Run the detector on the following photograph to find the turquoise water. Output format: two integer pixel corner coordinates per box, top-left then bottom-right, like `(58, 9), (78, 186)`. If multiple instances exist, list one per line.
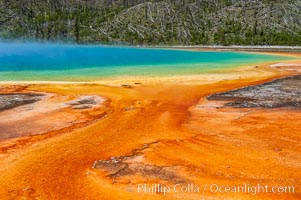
(0, 42), (294, 81)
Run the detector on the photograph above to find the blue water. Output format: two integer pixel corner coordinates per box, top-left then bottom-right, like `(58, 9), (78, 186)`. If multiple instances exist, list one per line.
(0, 42), (293, 81)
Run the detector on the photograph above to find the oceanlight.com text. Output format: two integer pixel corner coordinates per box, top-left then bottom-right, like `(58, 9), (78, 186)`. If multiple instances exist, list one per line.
(130, 183), (296, 196)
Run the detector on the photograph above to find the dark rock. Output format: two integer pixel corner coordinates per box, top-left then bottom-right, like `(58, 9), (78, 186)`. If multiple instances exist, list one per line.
(72, 104), (93, 109)
(67, 96), (97, 106)
(121, 84), (132, 88)
(207, 75), (301, 108)
(0, 93), (44, 111)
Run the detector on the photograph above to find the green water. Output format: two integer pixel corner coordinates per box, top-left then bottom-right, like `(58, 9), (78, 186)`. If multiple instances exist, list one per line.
(0, 42), (294, 81)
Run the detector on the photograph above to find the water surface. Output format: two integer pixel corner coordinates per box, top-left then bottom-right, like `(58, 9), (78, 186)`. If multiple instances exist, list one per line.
(0, 42), (293, 81)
